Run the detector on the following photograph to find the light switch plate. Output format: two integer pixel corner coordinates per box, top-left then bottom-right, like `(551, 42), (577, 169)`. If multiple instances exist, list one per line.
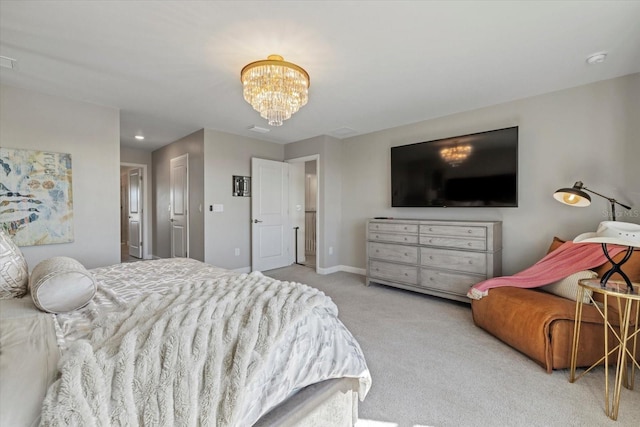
(213, 204), (224, 213)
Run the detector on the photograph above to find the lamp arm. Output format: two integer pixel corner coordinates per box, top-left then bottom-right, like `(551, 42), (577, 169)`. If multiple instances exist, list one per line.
(583, 186), (632, 210)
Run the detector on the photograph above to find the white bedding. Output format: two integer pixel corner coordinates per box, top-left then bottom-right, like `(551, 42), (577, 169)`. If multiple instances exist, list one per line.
(29, 258), (370, 426)
(0, 297), (59, 427)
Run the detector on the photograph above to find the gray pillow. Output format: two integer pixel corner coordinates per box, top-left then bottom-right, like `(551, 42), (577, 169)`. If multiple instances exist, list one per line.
(29, 257), (96, 313)
(0, 229), (29, 299)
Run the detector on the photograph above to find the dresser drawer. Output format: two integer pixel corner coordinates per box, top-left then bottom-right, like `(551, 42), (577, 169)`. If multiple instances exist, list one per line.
(369, 232), (419, 244)
(420, 224), (486, 238)
(369, 242), (418, 264)
(420, 247), (487, 274)
(369, 222), (418, 234)
(419, 268), (483, 296)
(369, 260), (418, 285)
(419, 235), (487, 251)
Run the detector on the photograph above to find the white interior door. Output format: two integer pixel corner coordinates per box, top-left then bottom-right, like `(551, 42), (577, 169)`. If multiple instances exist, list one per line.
(251, 158), (290, 271)
(170, 154), (189, 258)
(128, 167), (143, 258)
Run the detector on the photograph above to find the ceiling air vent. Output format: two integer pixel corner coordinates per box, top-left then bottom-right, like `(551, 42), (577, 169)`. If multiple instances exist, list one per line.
(248, 125), (270, 134)
(0, 56), (17, 69)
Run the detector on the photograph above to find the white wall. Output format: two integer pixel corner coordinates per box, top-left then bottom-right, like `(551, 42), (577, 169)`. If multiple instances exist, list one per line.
(204, 129), (284, 270)
(121, 146), (152, 166)
(340, 73), (640, 275)
(622, 74), (640, 211)
(0, 84), (120, 269)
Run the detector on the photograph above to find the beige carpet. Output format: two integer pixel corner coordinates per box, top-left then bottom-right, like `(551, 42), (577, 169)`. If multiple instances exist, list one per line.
(265, 265), (640, 427)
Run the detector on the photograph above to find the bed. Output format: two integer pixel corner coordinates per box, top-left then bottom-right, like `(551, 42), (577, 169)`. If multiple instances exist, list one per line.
(0, 258), (371, 426)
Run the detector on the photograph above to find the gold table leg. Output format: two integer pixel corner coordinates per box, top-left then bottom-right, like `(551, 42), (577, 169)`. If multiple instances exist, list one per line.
(570, 280), (640, 421)
(570, 287), (585, 383)
(610, 297), (633, 420)
(604, 294), (610, 418)
(610, 299), (640, 420)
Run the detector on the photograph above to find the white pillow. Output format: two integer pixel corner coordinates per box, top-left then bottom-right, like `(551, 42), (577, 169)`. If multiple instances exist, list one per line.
(0, 229), (29, 299)
(29, 257), (96, 313)
(541, 270), (598, 303)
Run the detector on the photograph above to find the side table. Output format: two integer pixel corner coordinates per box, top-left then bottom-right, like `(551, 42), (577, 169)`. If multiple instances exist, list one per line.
(570, 279), (640, 421)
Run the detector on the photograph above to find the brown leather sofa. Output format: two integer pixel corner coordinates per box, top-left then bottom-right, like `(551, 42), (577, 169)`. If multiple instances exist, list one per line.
(471, 237), (640, 373)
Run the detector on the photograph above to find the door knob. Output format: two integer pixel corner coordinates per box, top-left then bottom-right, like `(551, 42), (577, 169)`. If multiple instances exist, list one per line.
(253, 219), (263, 223)
(169, 218), (174, 222)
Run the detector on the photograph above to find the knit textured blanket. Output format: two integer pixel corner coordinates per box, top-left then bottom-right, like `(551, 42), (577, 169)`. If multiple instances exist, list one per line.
(467, 241), (625, 300)
(40, 272), (336, 426)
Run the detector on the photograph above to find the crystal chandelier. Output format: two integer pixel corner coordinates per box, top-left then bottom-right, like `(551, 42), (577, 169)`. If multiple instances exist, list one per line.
(241, 55), (310, 126)
(440, 144), (472, 166)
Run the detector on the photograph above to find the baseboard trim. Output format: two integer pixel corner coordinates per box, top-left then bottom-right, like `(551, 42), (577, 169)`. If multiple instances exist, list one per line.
(143, 260), (361, 276)
(317, 266), (341, 275)
(340, 265), (366, 276)
(316, 265), (365, 276)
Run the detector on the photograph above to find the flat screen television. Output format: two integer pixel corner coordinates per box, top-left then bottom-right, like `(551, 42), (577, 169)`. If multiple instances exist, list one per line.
(391, 126), (518, 207)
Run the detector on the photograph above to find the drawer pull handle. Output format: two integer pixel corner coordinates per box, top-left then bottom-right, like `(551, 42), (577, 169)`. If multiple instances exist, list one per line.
(404, 237), (407, 241)
(429, 256), (434, 260)
(429, 227), (433, 231)
(376, 249), (379, 253)
(403, 226), (407, 230)
(429, 277), (434, 281)
(468, 243), (472, 246)
(429, 239), (433, 243)
(468, 230), (472, 234)
(404, 253), (408, 256)
(375, 235), (379, 239)
(469, 260), (473, 264)
(404, 273), (408, 276)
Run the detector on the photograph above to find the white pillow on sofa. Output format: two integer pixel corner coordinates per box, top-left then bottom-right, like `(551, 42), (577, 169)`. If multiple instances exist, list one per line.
(0, 229), (29, 299)
(541, 270), (598, 303)
(29, 257), (96, 313)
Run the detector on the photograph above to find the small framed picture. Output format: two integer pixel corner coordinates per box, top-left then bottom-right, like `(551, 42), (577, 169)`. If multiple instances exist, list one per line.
(232, 175), (250, 197)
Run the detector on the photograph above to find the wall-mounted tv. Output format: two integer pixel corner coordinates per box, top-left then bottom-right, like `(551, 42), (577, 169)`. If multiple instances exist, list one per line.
(391, 126), (518, 207)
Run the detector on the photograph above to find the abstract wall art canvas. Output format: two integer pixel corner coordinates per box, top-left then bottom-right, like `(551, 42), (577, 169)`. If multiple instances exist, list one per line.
(0, 147), (74, 246)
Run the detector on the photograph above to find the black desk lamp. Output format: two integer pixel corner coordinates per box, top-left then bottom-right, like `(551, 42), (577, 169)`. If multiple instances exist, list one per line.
(553, 181), (632, 221)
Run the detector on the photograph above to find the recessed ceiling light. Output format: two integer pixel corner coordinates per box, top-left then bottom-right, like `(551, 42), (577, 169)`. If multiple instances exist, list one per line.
(135, 135), (145, 140)
(586, 52), (607, 65)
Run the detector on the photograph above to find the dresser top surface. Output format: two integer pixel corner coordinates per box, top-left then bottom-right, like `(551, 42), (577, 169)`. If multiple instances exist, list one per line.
(368, 218), (501, 225)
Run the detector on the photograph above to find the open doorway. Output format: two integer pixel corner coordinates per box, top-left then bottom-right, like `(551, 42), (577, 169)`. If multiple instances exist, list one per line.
(287, 155), (319, 272)
(303, 161), (318, 268)
(120, 163), (149, 263)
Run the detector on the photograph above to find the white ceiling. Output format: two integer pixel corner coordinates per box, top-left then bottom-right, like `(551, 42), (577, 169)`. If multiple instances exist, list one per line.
(1, 1), (639, 151)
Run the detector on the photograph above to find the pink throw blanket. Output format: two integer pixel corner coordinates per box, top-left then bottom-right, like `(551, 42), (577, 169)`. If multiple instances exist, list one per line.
(467, 241), (626, 300)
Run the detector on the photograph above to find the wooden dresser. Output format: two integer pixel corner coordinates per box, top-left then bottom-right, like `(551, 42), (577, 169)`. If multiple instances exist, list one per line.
(366, 219), (502, 303)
